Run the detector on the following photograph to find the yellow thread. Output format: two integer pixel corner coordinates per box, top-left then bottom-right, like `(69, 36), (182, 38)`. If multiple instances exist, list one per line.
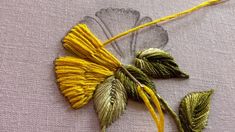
(63, 24), (121, 71)
(56, 0), (226, 129)
(137, 86), (162, 131)
(137, 85), (165, 132)
(143, 86), (165, 132)
(103, 0), (226, 46)
(55, 56), (114, 109)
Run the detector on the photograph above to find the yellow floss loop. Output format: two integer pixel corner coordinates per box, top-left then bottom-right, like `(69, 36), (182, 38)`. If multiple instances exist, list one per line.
(103, 0), (226, 46)
(143, 86), (165, 131)
(120, 66), (164, 131)
(137, 85), (164, 132)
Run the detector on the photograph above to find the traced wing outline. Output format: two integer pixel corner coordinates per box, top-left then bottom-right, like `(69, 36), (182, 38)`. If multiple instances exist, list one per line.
(78, 8), (169, 64)
(133, 16), (168, 53)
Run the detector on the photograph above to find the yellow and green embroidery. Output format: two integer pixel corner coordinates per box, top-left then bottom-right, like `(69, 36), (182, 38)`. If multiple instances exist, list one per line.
(54, 0), (225, 131)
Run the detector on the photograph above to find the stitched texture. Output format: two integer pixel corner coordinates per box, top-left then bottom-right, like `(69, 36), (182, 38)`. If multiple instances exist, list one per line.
(0, 0), (235, 132)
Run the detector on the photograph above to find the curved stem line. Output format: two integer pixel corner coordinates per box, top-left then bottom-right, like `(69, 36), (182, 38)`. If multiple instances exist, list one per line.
(156, 94), (184, 132)
(121, 66), (164, 132)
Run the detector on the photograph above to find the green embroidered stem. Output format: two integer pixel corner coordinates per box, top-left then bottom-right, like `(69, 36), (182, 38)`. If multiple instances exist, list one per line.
(120, 66), (184, 132)
(156, 94), (184, 132)
(120, 65), (144, 87)
(116, 65), (156, 101)
(120, 66), (165, 131)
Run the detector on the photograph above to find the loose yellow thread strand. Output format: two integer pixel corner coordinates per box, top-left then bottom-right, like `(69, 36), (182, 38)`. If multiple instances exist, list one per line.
(103, 0), (226, 46)
(137, 86), (162, 132)
(121, 66), (164, 132)
(143, 86), (165, 132)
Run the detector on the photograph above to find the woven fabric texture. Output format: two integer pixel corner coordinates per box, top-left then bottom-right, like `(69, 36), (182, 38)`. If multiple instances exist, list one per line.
(0, 0), (235, 132)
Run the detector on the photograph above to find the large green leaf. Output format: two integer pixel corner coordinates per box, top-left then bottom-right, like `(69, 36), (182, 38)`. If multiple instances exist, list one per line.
(134, 48), (189, 79)
(115, 65), (155, 101)
(94, 76), (127, 131)
(179, 90), (214, 132)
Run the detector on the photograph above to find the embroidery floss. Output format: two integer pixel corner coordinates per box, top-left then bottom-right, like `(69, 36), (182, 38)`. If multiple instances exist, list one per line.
(55, 56), (114, 108)
(135, 48), (189, 79)
(55, 0), (225, 131)
(102, 0), (227, 46)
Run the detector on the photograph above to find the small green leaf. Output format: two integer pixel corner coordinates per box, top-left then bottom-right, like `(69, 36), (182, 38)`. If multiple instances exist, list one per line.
(115, 65), (155, 101)
(135, 48), (189, 79)
(179, 90), (214, 132)
(94, 76), (127, 131)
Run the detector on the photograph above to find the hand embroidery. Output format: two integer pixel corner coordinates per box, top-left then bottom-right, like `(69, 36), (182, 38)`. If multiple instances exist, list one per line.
(54, 0), (226, 131)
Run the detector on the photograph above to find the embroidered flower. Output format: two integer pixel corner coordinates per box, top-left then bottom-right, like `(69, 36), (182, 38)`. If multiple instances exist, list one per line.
(54, 2), (221, 130)
(55, 8), (169, 131)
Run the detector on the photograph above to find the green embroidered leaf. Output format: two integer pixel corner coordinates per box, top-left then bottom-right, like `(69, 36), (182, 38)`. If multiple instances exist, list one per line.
(134, 48), (189, 79)
(94, 76), (127, 131)
(115, 65), (155, 101)
(179, 90), (214, 132)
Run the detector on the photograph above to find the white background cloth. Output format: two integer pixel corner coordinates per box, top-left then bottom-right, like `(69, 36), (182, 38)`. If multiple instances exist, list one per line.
(0, 0), (235, 131)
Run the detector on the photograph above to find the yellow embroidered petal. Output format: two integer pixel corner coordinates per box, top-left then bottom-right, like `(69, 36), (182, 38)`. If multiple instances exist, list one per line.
(55, 56), (114, 109)
(62, 24), (121, 71)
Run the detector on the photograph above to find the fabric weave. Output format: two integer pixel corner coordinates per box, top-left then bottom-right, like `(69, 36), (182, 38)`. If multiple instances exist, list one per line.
(0, 0), (234, 132)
